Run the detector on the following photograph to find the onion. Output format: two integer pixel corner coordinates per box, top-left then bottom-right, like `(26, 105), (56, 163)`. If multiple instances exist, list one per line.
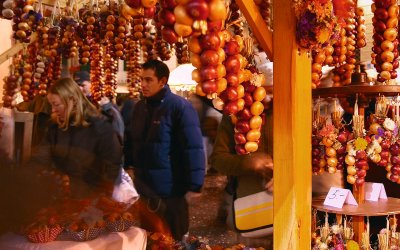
(208, 0), (227, 21)
(2, 9), (14, 19)
(174, 4), (194, 26)
(186, 0), (209, 20)
(3, 0), (14, 9)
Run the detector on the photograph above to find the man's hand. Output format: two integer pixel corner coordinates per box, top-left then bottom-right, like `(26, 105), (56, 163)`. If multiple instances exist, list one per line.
(185, 191), (202, 203)
(242, 152), (273, 179)
(125, 168), (134, 181)
(264, 178), (273, 193)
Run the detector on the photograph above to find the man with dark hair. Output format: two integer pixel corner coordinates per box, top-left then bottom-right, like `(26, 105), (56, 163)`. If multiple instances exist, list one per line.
(124, 59), (205, 240)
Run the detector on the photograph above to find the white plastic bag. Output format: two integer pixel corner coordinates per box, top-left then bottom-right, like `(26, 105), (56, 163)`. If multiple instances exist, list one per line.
(112, 168), (139, 205)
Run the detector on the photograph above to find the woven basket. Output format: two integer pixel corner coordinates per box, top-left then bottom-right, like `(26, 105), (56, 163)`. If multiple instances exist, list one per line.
(68, 227), (105, 241)
(105, 219), (136, 232)
(26, 225), (63, 243)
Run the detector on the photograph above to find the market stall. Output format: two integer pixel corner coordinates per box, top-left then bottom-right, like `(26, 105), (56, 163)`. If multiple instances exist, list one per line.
(6, 0), (400, 248)
(0, 0), (302, 248)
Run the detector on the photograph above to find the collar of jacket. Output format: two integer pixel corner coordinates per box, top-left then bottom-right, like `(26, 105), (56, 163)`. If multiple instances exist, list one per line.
(145, 84), (171, 105)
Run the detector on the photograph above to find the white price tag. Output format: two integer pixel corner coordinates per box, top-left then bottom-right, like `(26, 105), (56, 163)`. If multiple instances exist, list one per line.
(323, 187), (358, 208)
(365, 182), (387, 201)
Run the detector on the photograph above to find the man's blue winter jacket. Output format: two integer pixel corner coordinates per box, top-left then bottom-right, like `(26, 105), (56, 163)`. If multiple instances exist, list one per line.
(124, 85), (205, 198)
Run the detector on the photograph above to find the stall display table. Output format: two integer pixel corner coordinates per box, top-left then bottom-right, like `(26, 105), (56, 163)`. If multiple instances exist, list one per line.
(0, 227), (147, 250)
(312, 196), (400, 216)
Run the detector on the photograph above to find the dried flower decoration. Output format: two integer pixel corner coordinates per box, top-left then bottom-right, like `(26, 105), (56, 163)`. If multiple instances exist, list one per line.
(383, 118), (396, 131)
(319, 124), (336, 138)
(294, 0), (340, 50)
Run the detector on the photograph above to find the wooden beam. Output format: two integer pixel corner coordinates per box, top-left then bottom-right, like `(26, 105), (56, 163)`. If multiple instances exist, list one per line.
(236, 0), (273, 60)
(273, 0), (312, 248)
(0, 33), (38, 65)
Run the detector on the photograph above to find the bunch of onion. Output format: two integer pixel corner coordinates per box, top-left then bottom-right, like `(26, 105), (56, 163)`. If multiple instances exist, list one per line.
(311, 49), (326, 89)
(2, 0), (15, 19)
(355, 8), (367, 50)
(126, 38), (142, 97)
(338, 13), (357, 86)
(59, 16), (79, 58)
(368, 117), (400, 183)
(103, 49), (117, 99)
(124, 0), (156, 19)
(78, 10), (100, 64)
(225, 0), (243, 36)
(345, 137), (370, 186)
(312, 135), (324, 174)
(214, 36), (250, 116)
(90, 43), (104, 102)
(158, 0), (179, 44)
(20, 44), (38, 101)
(231, 74), (267, 155)
(371, 0), (399, 83)
(12, 0), (36, 42)
(329, 28), (347, 87)
(46, 26), (62, 82)
(254, 0), (272, 31)
(140, 20), (157, 61)
(154, 8), (173, 61)
(115, 16), (129, 59)
(175, 38), (190, 64)
(34, 22), (50, 96)
(2, 74), (19, 108)
(191, 31), (228, 99)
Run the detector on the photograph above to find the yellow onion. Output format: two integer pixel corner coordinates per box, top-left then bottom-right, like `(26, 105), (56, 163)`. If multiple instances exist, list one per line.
(216, 78), (227, 93)
(174, 23), (192, 37)
(208, 0), (227, 21)
(244, 141), (258, 153)
(174, 5), (194, 26)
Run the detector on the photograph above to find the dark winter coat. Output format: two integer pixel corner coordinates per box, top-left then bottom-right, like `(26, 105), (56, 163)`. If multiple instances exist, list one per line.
(29, 115), (122, 198)
(124, 85), (205, 198)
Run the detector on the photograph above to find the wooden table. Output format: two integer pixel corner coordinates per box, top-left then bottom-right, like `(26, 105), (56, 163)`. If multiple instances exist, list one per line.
(312, 196), (400, 216)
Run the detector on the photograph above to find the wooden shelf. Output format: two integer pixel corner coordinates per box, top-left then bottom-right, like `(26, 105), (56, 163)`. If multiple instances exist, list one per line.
(312, 85), (400, 98)
(312, 196), (400, 216)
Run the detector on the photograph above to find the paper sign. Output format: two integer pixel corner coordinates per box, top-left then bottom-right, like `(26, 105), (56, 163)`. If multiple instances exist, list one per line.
(365, 182), (387, 201)
(323, 187), (358, 208)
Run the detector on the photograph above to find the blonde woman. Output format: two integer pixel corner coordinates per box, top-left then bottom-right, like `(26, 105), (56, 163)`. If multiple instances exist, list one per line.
(30, 78), (122, 198)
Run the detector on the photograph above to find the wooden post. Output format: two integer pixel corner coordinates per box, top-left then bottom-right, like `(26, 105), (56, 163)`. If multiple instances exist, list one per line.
(0, 33), (37, 65)
(353, 106), (365, 242)
(236, 0), (273, 60)
(14, 111), (34, 165)
(273, 0), (312, 248)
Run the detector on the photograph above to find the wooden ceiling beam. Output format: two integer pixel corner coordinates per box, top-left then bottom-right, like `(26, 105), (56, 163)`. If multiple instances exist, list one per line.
(236, 0), (273, 60)
(0, 33), (38, 65)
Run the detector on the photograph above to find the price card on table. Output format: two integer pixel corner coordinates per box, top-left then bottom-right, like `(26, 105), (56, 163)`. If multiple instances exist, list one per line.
(323, 187), (358, 208)
(365, 182), (387, 201)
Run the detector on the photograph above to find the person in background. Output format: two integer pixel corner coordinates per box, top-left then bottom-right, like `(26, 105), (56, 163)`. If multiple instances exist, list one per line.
(74, 70), (93, 103)
(188, 94), (221, 173)
(98, 96), (124, 143)
(74, 70), (124, 143)
(124, 59), (205, 241)
(210, 108), (273, 248)
(30, 77), (122, 199)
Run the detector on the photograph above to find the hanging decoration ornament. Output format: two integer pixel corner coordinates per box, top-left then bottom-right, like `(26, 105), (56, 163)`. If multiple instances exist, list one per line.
(346, 97), (369, 186)
(293, 0), (341, 51)
(371, 0), (399, 83)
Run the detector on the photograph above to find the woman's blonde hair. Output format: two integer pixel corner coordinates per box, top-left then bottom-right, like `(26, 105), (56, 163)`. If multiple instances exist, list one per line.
(48, 78), (99, 130)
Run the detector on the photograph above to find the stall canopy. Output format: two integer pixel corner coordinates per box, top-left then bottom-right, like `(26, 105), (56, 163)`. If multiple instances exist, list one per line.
(167, 64), (196, 86)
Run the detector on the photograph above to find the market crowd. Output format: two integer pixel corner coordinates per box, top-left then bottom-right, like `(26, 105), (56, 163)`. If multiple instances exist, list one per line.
(0, 59), (274, 246)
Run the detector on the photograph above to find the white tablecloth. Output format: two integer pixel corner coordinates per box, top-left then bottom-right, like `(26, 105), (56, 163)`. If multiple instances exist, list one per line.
(0, 227), (147, 250)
